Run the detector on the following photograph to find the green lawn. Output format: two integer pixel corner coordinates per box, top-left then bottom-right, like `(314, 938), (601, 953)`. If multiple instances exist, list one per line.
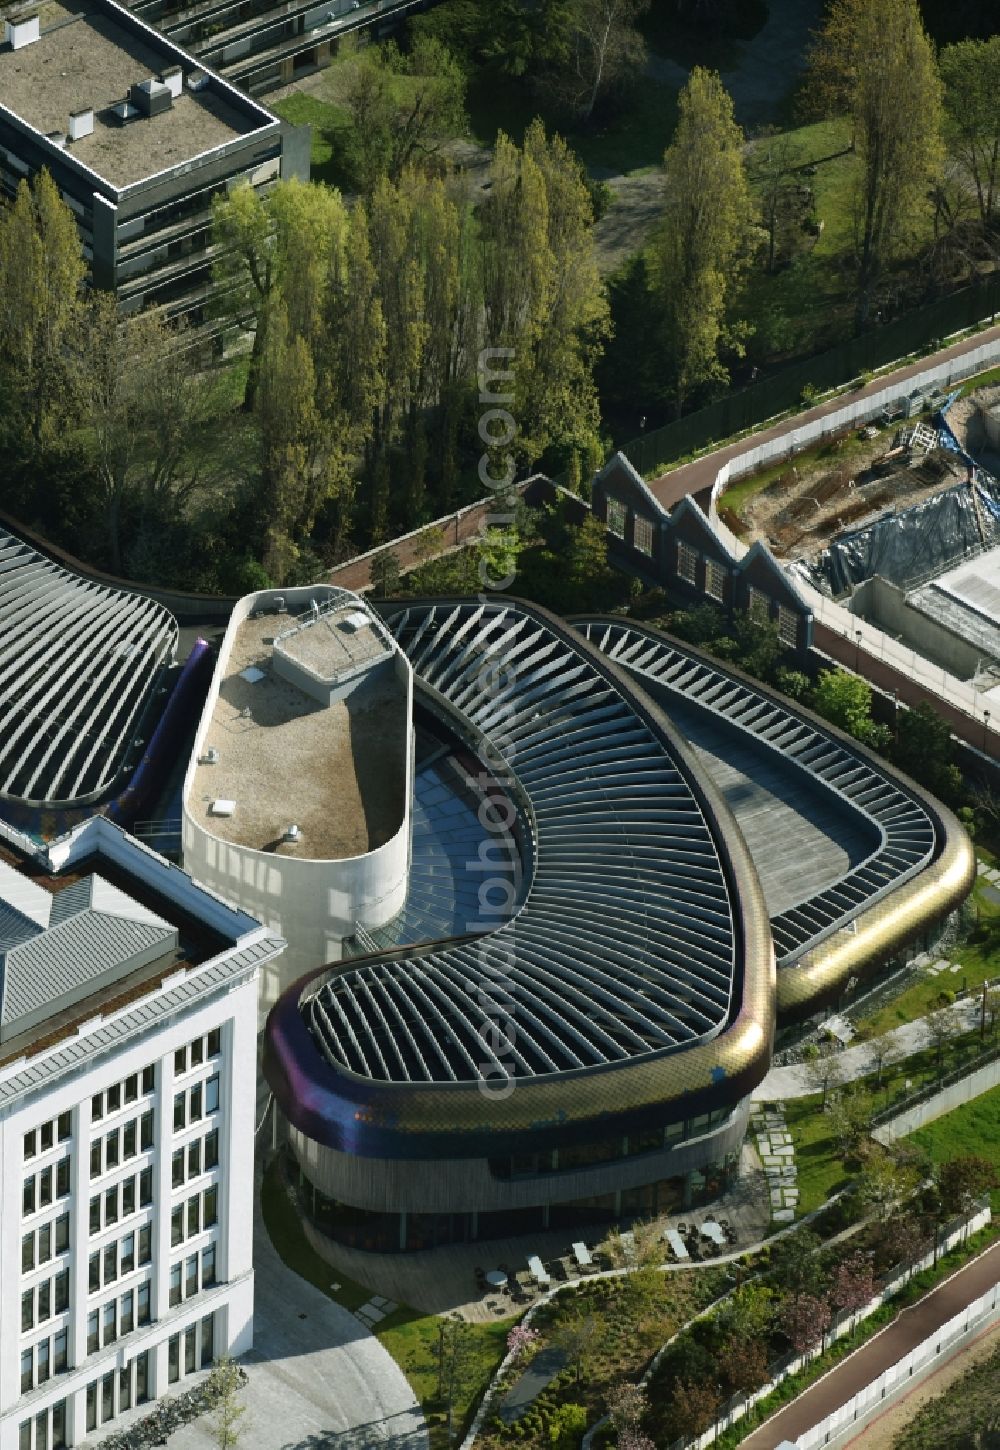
(782, 1094), (852, 1214)
(260, 1162), (512, 1448)
(271, 93), (355, 191)
(909, 1081), (1000, 1210)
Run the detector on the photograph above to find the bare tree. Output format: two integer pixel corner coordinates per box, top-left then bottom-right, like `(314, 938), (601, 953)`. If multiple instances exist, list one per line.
(557, 0), (650, 123)
(925, 1006), (960, 1075)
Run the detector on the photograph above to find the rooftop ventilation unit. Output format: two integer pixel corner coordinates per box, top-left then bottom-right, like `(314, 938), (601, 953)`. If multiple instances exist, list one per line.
(210, 799), (235, 817)
(199, 746), (220, 765)
(160, 65), (183, 98)
(187, 69), (209, 92)
(273, 595), (286, 613)
(131, 78), (173, 117)
(68, 108), (94, 141)
(283, 824), (301, 844)
(6, 14), (40, 49)
(110, 99), (140, 126)
(45, 131), (67, 150)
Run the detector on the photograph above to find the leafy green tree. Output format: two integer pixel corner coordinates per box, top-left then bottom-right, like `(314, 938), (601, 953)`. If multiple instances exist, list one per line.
(892, 701), (961, 803)
(665, 1377), (720, 1440)
(937, 1155), (999, 1215)
(552, 1306), (597, 1387)
(343, 38), (468, 192)
(856, 1143), (917, 1219)
(0, 170), (85, 446)
(651, 67), (756, 417)
(939, 37), (1000, 234)
(827, 1084), (875, 1156)
(769, 1228), (823, 1298)
(807, 0), (943, 329)
(810, 669), (890, 749)
(208, 1357), (247, 1449)
(715, 1282), (775, 1343)
(370, 550), (402, 598)
(547, 1402), (588, 1447)
(749, 128), (805, 274)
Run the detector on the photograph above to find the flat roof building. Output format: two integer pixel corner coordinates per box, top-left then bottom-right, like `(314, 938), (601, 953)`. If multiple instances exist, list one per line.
(0, 0), (309, 318)
(0, 812), (283, 1449)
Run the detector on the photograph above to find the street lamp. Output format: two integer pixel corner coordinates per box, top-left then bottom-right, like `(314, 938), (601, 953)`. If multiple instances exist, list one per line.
(854, 629), (862, 672)
(984, 708), (991, 753)
(891, 689), (898, 740)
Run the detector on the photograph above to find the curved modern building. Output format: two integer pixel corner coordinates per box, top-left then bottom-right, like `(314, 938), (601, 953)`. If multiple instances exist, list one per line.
(181, 586), (413, 1018)
(263, 598), (973, 1254)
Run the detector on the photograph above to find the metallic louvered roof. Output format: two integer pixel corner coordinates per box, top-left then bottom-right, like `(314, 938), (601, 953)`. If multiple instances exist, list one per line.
(0, 528), (177, 807)
(302, 601), (742, 1087)
(577, 620), (937, 966)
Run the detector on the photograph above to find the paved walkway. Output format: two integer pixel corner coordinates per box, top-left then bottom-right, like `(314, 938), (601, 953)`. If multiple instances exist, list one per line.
(162, 1175), (428, 1450)
(648, 321), (1000, 513)
(758, 997), (981, 1099)
(737, 1238), (1000, 1450)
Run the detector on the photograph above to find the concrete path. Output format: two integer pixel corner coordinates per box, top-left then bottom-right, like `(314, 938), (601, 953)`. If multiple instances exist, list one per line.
(163, 1178), (428, 1450)
(758, 998), (981, 1100)
(737, 1238), (1000, 1450)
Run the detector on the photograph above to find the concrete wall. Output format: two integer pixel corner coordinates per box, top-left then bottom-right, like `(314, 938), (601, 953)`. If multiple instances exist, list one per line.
(848, 576), (983, 680)
(874, 1055), (1000, 1143)
(181, 587), (413, 1024)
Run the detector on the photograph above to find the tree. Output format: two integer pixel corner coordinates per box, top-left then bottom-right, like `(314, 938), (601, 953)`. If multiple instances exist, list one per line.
(506, 1323), (540, 1359)
(719, 1335), (770, 1394)
(939, 38), (1000, 234)
(810, 669), (890, 749)
(552, 1305), (597, 1386)
(827, 1084), (875, 1157)
(370, 550), (403, 599)
(0, 170), (85, 446)
(863, 1028), (902, 1089)
(856, 1142), (917, 1219)
(617, 1434), (656, 1450)
(800, 1043), (844, 1108)
(547, 1403), (588, 1447)
(715, 1282), (775, 1343)
(652, 68), (756, 418)
(607, 1380), (647, 1432)
(937, 1155), (999, 1216)
(892, 701), (961, 803)
(925, 1005), (960, 1074)
(829, 1250), (875, 1318)
(208, 1357), (247, 1450)
(769, 1229), (823, 1298)
(807, 0), (944, 330)
(343, 37), (468, 192)
(779, 1292), (831, 1357)
(749, 128), (805, 273)
(433, 1319), (477, 1444)
(666, 1377), (720, 1440)
(554, 0), (650, 123)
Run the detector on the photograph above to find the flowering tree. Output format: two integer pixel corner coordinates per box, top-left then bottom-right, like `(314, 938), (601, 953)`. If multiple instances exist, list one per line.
(830, 1252), (875, 1318)
(779, 1293), (831, 1357)
(617, 1432), (656, 1450)
(607, 1380), (647, 1430)
(505, 1323), (539, 1359)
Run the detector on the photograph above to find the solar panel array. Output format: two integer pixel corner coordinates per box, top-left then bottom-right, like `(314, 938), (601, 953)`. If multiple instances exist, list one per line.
(579, 621), (936, 964)
(0, 529), (177, 806)
(304, 602), (737, 1086)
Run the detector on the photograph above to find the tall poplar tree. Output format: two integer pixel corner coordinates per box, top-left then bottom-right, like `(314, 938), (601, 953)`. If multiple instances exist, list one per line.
(651, 67), (755, 417)
(940, 37), (1000, 235)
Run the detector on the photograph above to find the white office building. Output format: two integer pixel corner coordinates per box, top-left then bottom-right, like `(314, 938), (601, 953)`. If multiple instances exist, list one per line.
(0, 815), (283, 1450)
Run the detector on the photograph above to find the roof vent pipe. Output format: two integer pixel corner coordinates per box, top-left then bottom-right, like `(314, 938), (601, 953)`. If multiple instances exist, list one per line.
(283, 824), (301, 844)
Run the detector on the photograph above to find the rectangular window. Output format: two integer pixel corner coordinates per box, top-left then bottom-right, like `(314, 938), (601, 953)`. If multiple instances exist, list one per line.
(706, 557), (727, 602)
(35, 1410), (48, 1450)
(201, 1312), (215, 1368)
(103, 1242), (117, 1286)
(121, 1232), (135, 1277)
(142, 1065), (155, 1095)
(105, 1185), (118, 1227)
(677, 541), (698, 585)
(90, 1141), (101, 1179)
(56, 1158), (69, 1199)
(125, 1074), (138, 1105)
(188, 1139), (202, 1179)
(38, 1279), (50, 1323)
(37, 1339), (49, 1385)
(86, 1381), (97, 1432)
(22, 1233), (34, 1272)
(38, 1223), (51, 1263)
(40, 1121), (53, 1153)
(171, 1207), (184, 1247)
(54, 1329), (67, 1374)
(175, 1046), (187, 1076)
(168, 1334), (180, 1384)
(185, 1324), (197, 1375)
(190, 1038), (204, 1068)
(20, 1349), (32, 1394)
(92, 1093), (103, 1122)
(55, 1213), (69, 1255)
(187, 1196), (201, 1238)
(23, 1176), (35, 1216)
(138, 1224), (152, 1266)
(190, 1082), (203, 1124)
(205, 1075), (220, 1114)
(57, 1112), (71, 1143)
(52, 1401), (66, 1450)
(201, 1243), (216, 1289)
(105, 1130), (119, 1171)
(777, 602), (798, 648)
(207, 1028), (221, 1058)
(54, 1269), (69, 1314)
(172, 1149), (185, 1189)
(606, 496), (627, 539)
(186, 1252), (199, 1299)
(90, 1196), (101, 1235)
(87, 1310), (99, 1355)
(139, 1167), (153, 1208)
(21, 1288), (33, 1332)
(20, 1421), (30, 1450)
(24, 1129), (36, 1160)
(123, 1119), (137, 1160)
(204, 1130), (219, 1172)
(39, 1167), (52, 1208)
(173, 1093), (185, 1133)
(119, 1362), (132, 1413)
(89, 1253), (100, 1294)
(102, 1371), (114, 1423)
(140, 1110), (153, 1151)
(121, 1289), (134, 1336)
(136, 1350), (150, 1404)
(103, 1300), (116, 1346)
(748, 585), (770, 624)
(122, 1177), (136, 1218)
(203, 1185), (218, 1229)
(169, 1263), (182, 1308)
(137, 1282), (151, 1327)
(633, 514), (654, 556)
(107, 1084), (121, 1115)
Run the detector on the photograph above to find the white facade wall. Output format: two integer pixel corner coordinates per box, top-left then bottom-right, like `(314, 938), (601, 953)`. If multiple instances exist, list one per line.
(0, 968), (258, 1450)
(181, 588), (413, 1021)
